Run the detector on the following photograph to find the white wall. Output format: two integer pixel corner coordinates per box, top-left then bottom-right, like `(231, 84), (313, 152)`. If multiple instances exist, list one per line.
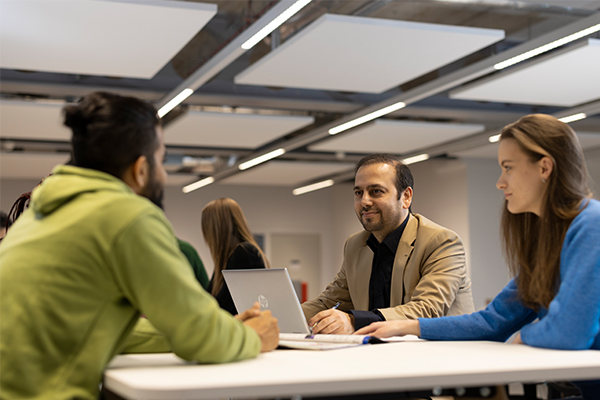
(162, 183), (336, 281)
(464, 158), (509, 309)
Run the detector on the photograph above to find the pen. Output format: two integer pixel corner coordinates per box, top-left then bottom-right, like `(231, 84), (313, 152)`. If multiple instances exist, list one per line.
(310, 302), (341, 332)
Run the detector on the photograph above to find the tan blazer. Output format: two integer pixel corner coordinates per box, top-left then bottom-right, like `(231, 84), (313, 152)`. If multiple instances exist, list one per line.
(302, 213), (474, 322)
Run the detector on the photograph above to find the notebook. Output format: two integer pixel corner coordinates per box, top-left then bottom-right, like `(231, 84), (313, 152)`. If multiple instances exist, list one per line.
(222, 268), (311, 334)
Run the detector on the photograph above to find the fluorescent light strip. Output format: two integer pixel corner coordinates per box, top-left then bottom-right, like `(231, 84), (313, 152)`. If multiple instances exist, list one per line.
(329, 102), (406, 135)
(182, 176), (215, 193)
(292, 179), (334, 196)
(494, 23), (600, 70)
(402, 154), (429, 165)
(157, 88), (194, 118)
(238, 148), (286, 170)
(559, 113), (587, 123)
(489, 134), (501, 143)
(241, 0), (313, 50)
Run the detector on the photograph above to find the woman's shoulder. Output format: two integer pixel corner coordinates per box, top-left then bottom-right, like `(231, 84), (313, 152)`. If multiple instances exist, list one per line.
(566, 198), (600, 237)
(235, 241), (260, 255)
(227, 242), (265, 269)
(574, 198), (600, 223)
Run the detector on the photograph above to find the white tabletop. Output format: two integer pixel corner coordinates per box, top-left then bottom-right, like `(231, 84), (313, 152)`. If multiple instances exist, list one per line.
(105, 340), (600, 399)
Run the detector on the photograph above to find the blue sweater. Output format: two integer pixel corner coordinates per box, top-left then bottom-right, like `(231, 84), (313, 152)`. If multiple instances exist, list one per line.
(420, 198), (600, 351)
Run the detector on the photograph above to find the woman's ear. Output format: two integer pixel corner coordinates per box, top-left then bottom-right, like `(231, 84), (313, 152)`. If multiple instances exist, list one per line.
(540, 156), (554, 182)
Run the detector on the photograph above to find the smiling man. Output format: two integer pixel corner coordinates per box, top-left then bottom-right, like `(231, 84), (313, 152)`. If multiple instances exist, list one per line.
(302, 154), (474, 334)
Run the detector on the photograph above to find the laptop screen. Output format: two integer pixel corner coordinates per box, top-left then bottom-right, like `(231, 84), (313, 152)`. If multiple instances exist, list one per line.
(222, 268), (311, 334)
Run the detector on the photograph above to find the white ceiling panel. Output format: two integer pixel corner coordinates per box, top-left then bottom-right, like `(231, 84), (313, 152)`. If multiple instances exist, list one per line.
(234, 14), (504, 93)
(220, 161), (354, 186)
(0, 152), (69, 180)
(450, 39), (600, 107)
(309, 119), (485, 154)
(0, 100), (70, 141)
(166, 173), (197, 187)
(451, 131), (600, 159)
(165, 111), (314, 148)
(0, 0), (216, 79)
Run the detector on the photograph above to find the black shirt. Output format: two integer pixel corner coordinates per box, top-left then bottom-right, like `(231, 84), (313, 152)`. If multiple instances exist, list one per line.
(349, 215), (409, 330)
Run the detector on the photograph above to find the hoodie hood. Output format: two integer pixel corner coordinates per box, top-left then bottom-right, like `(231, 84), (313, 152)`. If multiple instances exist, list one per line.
(32, 165), (133, 216)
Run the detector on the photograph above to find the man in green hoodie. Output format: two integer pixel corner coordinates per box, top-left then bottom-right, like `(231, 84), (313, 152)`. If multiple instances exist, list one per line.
(0, 92), (279, 400)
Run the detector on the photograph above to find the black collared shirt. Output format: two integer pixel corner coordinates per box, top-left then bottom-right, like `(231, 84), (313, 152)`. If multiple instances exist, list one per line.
(349, 215), (409, 330)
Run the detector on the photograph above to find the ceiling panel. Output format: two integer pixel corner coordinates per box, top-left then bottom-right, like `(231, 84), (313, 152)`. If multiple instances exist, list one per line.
(220, 161), (354, 186)
(450, 39), (600, 107)
(0, 0), (216, 78)
(234, 14), (504, 94)
(0, 100), (70, 141)
(166, 173), (197, 187)
(451, 131), (600, 159)
(309, 119), (485, 154)
(0, 152), (69, 180)
(164, 111), (314, 148)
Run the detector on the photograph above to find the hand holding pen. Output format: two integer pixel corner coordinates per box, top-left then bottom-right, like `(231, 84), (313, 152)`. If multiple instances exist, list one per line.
(308, 301), (354, 335)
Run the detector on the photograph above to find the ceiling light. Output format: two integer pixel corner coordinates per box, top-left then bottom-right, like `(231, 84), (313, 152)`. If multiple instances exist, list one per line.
(182, 176), (214, 193)
(241, 0), (313, 50)
(558, 113), (587, 123)
(157, 88), (193, 118)
(292, 179), (334, 196)
(403, 154), (429, 165)
(329, 102), (406, 135)
(239, 148), (286, 170)
(489, 134), (501, 143)
(494, 23), (600, 70)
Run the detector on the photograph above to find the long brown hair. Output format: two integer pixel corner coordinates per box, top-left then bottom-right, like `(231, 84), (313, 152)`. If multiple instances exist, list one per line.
(201, 198), (270, 295)
(500, 114), (591, 310)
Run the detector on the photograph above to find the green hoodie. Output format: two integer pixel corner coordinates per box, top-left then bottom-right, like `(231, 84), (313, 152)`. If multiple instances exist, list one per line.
(0, 166), (260, 400)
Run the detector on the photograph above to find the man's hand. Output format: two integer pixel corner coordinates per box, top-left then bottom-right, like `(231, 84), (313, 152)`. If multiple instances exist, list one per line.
(309, 309), (354, 334)
(235, 302), (261, 322)
(354, 320), (421, 338)
(243, 310), (280, 352)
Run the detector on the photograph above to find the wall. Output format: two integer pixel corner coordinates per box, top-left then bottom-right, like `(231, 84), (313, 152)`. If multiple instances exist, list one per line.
(464, 158), (509, 309)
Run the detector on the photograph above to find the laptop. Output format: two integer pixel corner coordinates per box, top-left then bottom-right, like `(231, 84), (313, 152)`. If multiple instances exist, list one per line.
(222, 268), (311, 334)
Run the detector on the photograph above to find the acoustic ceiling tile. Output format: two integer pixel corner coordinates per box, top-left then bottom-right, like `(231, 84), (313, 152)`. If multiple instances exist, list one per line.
(235, 14), (504, 93)
(309, 119), (485, 154)
(450, 131), (600, 159)
(220, 161), (354, 186)
(165, 111), (314, 149)
(450, 39), (600, 107)
(0, 0), (216, 78)
(0, 100), (71, 141)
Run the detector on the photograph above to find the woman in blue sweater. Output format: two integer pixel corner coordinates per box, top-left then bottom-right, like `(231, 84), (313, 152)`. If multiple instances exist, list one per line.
(356, 114), (600, 399)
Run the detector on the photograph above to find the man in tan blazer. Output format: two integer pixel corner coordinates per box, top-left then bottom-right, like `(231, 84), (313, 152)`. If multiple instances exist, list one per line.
(303, 154), (474, 334)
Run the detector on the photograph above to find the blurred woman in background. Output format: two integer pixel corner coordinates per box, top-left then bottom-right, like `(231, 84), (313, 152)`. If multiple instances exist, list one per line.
(202, 198), (270, 315)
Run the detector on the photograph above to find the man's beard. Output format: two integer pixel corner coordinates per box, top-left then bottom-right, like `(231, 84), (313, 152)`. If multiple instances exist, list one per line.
(142, 166), (164, 210)
(360, 216), (383, 233)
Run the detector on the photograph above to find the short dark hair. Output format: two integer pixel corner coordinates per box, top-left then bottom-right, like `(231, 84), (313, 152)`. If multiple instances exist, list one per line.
(64, 92), (160, 179)
(354, 154), (414, 199)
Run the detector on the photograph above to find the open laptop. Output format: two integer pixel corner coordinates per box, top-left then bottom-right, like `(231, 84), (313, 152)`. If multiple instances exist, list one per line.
(222, 268), (311, 334)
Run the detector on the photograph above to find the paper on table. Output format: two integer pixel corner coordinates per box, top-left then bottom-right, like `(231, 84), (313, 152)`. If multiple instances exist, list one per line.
(278, 333), (385, 351)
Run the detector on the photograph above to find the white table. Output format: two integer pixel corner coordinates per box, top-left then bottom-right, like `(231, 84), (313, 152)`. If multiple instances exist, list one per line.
(104, 341), (600, 399)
